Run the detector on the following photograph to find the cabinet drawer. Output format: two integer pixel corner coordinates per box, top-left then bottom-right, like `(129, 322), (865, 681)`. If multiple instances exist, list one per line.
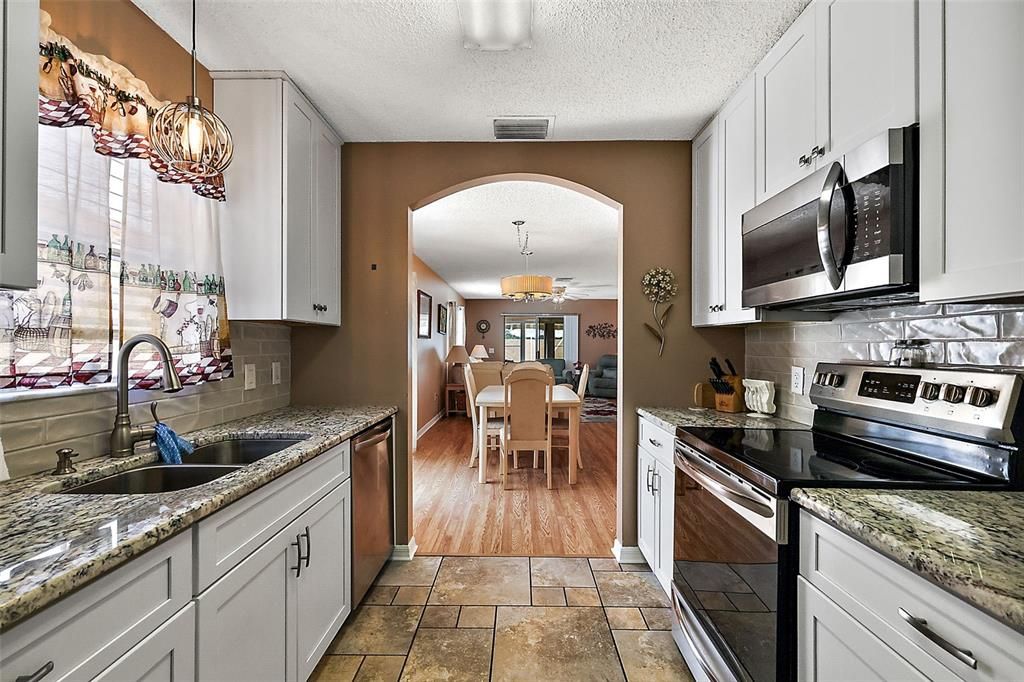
(800, 511), (1024, 681)
(94, 603), (195, 682)
(195, 441), (350, 592)
(638, 417), (674, 467)
(0, 532), (192, 682)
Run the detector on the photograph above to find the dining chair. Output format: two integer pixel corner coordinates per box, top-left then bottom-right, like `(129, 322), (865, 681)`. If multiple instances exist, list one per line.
(464, 364), (502, 469)
(499, 368), (554, 489)
(553, 363), (589, 470)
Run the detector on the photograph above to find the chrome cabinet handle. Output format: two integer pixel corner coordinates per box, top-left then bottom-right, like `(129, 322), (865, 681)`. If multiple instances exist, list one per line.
(646, 465), (654, 493)
(798, 153), (812, 167)
(652, 470), (660, 494)
(648, 437), (662, 449)
(898, 608), (977, 670)
(16, 661), (54, 682)
(301, 526), (311, 568)
(817, 161), (849, 290)
(291, 535), (304, 577)
(811, 144), (826, 158)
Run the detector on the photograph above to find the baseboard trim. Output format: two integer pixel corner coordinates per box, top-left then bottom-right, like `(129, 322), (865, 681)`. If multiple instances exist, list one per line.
(391, 536), (418, 561)
(416, 411), (444, 439)
(611, 540), (645, 564)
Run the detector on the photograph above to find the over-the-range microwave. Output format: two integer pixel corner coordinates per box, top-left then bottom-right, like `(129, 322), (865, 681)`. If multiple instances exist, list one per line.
(741, 126), (918, 312)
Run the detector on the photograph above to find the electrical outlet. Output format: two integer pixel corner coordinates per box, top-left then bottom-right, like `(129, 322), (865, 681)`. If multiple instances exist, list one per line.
(791, 366), (805, 396)
(244, 364), (257, 390)
(272, 361), (281, 385)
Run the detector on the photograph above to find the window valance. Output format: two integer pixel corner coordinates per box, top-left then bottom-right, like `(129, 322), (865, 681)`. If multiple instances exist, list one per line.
(37, 10), (225, 201)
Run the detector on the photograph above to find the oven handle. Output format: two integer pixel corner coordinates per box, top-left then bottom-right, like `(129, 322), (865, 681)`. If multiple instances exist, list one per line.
(817, 161), (848, 290)
(676, 449), (774, 519)
(672, 592), (718, 682)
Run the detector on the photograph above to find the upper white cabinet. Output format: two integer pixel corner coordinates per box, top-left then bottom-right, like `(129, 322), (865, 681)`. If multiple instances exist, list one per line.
(755, 6), (819, 203)
(0, 0), (39, 290)
(691, 79), (760, 327)
(919, 0), (1024, 303)
(754, 0), (917, 203)
(214, 73), (342, 326)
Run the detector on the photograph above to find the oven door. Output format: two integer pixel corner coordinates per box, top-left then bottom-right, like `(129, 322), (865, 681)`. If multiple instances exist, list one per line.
(672, 443), (788, 682)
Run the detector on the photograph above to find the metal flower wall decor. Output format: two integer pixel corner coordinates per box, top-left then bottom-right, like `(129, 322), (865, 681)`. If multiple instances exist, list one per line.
(642, 267), (678, 357)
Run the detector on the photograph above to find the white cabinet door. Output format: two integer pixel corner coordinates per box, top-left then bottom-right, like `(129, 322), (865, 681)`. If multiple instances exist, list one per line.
(717, 78), (760, 325)
(798, 577), (929, 682)
(816, 0), (917, 167)
(95, 605), (196, 682)
(196, 525), (298, 682)
(283, 84), (317, 324)
(637, 447), (658, 570)
(294, 481), (352, 681)
(313, 122), (342, 326)
(755, 5), (818, 203)
(0, 0), (39, 290)
(920, 0), (1024, 302)
(691, 121), (720, 327)
(653, 458), (675, 593)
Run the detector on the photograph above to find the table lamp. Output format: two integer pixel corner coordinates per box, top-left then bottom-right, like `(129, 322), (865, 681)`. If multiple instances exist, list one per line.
(445, 345), (470, 383)
(470, 345), (490, 361)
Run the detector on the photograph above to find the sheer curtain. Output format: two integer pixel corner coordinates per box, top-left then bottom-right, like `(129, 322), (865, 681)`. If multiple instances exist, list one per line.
(119, 159), (232, 388)
(563, 315), (580, 367)
(0, 126), (112, 389)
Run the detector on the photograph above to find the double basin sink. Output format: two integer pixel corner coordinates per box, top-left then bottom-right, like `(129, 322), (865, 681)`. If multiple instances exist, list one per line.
(61, 439), (303, 495)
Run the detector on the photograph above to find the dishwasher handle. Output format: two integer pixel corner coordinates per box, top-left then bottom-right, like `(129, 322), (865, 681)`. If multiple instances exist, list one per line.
(354, 422), (391, 449)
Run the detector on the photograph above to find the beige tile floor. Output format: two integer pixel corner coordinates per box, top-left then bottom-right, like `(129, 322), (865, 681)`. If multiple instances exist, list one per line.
(313, 556), (694, 682)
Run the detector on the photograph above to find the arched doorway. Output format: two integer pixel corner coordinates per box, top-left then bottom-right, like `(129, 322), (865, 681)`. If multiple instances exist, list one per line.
(408, 173), (623, 557)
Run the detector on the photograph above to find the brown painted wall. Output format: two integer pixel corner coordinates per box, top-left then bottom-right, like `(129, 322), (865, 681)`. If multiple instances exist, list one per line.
(41, 0), (213, 104)
(290, 142), (746, 550)
(465, 299), (618, 369)
(413, 256), (464, 433)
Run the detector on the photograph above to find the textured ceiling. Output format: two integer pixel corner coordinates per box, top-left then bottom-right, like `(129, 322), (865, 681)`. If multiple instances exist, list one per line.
(412, 181), (619, 299)
(133, 0), (807, 142)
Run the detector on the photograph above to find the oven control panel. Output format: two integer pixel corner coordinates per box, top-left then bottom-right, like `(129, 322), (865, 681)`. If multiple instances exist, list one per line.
(809, 362), (1024, 444)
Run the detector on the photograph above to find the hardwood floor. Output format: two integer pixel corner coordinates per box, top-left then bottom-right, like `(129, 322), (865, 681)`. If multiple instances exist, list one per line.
(413, 417), (617, 557)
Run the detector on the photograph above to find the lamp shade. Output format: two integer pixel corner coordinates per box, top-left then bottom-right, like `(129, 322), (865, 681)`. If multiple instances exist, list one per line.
(445, 345), (470, 364)
(470, 345), (490, 359)
(500, 274), (553, 300)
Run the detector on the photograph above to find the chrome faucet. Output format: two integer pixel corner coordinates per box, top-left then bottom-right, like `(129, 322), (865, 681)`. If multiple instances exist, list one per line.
(109, 334), (183, 458)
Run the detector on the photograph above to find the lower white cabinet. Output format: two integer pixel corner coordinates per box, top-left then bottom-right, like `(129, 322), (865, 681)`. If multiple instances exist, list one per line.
(799, 511), (1024, 681)
(798, 578), (928, 682)
(636, 417), (675, 594)
(196, 480), (352, 682)
(95, 604), (196, 682)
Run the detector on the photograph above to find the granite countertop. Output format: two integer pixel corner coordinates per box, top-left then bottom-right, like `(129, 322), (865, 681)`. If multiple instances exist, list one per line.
(793, 488), (1024, 634)
(0, 405), (397, 632)
(637, 406), (806, 433)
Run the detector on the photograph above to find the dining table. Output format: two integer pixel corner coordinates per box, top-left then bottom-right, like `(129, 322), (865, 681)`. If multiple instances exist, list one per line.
(474, 383), (582, 485)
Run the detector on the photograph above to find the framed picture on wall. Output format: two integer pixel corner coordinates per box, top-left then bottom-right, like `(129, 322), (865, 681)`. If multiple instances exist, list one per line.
(417, 290), (432, 338)
(437, 303), (448, 335)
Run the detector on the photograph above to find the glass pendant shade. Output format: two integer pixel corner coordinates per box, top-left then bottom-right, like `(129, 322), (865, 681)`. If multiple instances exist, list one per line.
(150, 95), (233, 177)
(501, 274), (553, 301)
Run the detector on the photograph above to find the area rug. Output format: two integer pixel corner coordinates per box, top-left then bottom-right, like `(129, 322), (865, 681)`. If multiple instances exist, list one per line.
(581, 396), (617, 423)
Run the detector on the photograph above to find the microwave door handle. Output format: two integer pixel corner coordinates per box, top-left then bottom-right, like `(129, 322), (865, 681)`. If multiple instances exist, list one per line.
(817, 161), (848, 290)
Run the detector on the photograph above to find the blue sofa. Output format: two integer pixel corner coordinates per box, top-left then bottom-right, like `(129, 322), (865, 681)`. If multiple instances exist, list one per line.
(588, 354), (617, 398)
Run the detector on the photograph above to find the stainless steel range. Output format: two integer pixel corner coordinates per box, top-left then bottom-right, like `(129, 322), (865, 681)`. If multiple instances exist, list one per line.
(670, 362), (1023, 682)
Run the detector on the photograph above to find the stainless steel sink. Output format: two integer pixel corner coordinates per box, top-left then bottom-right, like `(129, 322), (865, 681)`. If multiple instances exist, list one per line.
(184, 439), (303, 466)
(61, 465), (241, 495)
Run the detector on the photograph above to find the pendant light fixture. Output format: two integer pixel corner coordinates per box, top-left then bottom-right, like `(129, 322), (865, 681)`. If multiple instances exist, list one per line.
(149, 0), (233, 178)
(500, 220), (553, 301)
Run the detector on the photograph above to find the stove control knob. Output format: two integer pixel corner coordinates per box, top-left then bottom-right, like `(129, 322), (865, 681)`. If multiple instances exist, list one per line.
(919, 382), (941, 401)
(813, 372), (828, 386)
(965, 386), (996, 408)
(824, 373), (844, 388)
(939, 383), (965, 404)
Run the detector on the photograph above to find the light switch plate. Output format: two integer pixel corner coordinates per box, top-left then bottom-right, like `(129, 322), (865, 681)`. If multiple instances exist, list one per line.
(791, 366), (805, 396)
(272, 362), (281, 385)
(244, 364), (256, 390)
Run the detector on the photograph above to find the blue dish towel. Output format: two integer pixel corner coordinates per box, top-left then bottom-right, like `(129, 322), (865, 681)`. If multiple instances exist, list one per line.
(154, 422), (193, 465)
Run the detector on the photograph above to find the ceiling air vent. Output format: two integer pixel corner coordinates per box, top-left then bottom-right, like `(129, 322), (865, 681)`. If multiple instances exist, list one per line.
(492, 116), (553, 140)
(554, 277), (574, 283)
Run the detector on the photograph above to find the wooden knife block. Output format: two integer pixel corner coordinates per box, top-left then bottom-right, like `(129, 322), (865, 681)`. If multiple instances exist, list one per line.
(714, 376), (745, 413)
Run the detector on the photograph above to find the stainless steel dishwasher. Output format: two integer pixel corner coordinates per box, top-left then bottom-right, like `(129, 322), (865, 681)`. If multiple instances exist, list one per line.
(351, 418), (394, 606)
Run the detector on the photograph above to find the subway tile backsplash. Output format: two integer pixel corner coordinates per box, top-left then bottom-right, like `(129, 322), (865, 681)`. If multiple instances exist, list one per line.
(745, 302), (1024, 425)
(0, 321), (291, 479)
